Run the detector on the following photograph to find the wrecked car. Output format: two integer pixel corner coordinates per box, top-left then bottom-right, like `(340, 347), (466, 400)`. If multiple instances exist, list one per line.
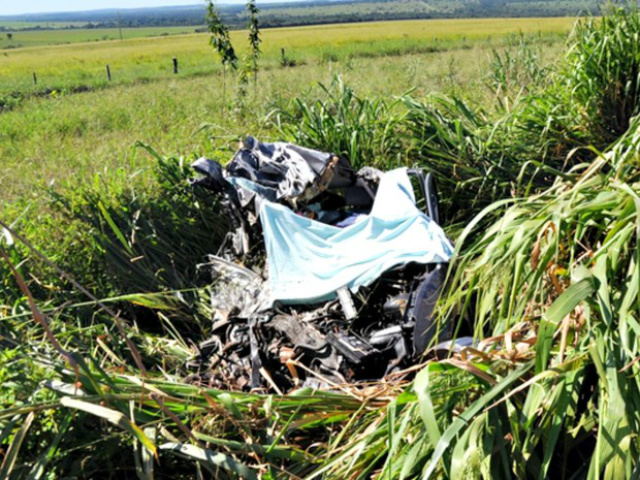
(189, 136), (454, 392)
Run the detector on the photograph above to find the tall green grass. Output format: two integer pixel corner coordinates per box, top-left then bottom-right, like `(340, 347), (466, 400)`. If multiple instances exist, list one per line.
(272, 76), (407, 169)
(397, 6), (640, 223)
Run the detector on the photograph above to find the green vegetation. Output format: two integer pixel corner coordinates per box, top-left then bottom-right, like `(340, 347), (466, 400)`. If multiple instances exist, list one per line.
(0, 19), (571, 105)
(0, 18), (570, 202)
(0, 21), (85, 29)
(0, 26), (200, 48)
(0, 0), (602, 31)
(249, 0), (601, 27)
(4, 5), (640, 479)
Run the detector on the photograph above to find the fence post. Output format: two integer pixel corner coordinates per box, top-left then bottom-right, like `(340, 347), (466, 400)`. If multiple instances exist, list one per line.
(106, 65), (112, 81)
(32, 72), (37, 86)
(173, 57), (178, 74)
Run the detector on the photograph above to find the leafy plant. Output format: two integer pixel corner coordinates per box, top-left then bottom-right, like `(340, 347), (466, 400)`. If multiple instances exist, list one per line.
(272, 76), (406, 170)
(206, 0), (238, 119)
(488, 33), (550, 99)
(507, 4), (640, 166)
(279, 47), (297, 68)
(563, 5), (640, 143)
(206, 1), (237, 71)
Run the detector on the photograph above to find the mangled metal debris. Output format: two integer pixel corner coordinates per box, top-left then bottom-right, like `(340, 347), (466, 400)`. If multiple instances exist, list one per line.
(189, 136), (455, 392)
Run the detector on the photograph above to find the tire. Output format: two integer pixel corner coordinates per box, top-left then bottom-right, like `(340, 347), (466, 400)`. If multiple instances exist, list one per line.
(410, 263), (449, 356)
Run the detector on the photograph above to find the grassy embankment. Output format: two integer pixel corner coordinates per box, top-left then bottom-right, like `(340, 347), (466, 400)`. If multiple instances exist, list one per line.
(0, 17), (572, 202)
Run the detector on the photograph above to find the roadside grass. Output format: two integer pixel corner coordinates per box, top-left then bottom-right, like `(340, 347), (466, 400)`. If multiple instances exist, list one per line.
(0, 27), (566, 203)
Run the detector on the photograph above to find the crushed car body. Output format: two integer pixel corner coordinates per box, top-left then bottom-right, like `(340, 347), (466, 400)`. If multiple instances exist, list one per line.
(189, 136), (454, 391)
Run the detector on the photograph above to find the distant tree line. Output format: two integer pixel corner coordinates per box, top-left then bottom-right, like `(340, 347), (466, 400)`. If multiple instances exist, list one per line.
(0, 0), (604, 33)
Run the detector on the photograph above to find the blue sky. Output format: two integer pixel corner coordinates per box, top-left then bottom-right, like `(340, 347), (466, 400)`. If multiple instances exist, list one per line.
(0, 1), (250, 16)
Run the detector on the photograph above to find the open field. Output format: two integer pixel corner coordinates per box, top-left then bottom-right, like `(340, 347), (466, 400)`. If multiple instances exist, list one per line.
(0, 18), (570, 202)
(0, 21), (86, 29)
(0, 17), (574, 96)
(0, 50), (530, 200)
(0, 25), (201, 49)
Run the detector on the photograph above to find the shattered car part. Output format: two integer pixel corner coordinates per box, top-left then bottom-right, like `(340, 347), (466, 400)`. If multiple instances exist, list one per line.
(430, 337), (475, 356)
(336, 287), (357, 320)
(198, 255), (269, 320)
(326, 332), (378, 365)
(187, 136), (456, 392)
(227, 136), (355, 204)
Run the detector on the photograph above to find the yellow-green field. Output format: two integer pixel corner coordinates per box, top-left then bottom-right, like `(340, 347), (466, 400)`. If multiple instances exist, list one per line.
(1, 18), (574, 95)
(0, 21), (85, 29)
(0, 25), (201, 48)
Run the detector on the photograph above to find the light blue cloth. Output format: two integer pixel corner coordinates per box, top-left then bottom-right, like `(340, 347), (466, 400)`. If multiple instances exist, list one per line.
(260, 167), (454, 305)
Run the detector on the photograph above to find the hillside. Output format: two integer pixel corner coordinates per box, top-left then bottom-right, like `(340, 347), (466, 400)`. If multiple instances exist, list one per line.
(0, 0), (603, 30)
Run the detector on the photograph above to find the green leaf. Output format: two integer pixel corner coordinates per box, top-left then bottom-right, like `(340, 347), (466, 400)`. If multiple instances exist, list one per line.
(0, 412), (35, 479)
(414, 364), (444, 448)
(98, 200), (133, 255)
(60, 397), (156, 455)
(159, 442), (257, 480)
(535, 272), (596, 373)
(422, 363), (533, 479)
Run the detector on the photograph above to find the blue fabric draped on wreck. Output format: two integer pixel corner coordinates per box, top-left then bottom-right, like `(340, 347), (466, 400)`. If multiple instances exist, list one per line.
(261, 167), (454, 306)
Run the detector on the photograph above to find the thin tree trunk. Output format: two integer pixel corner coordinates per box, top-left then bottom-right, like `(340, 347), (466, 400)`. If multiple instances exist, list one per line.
(222, 66), (227, 122)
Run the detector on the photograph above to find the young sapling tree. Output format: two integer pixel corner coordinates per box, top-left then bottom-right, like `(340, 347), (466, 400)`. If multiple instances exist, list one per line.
(206, 0), (238, 117)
